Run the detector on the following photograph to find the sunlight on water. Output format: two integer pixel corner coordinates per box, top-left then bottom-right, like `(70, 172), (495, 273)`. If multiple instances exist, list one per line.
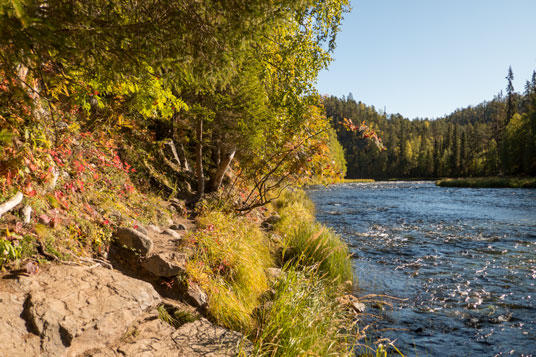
(308, 182), (536, 356)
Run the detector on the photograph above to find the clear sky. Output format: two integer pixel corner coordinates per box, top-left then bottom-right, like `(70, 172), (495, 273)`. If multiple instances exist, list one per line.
(316, 0), (536, 119)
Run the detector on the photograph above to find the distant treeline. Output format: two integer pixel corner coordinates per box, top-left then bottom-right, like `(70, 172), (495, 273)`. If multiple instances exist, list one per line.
(324, 69), (536, 179)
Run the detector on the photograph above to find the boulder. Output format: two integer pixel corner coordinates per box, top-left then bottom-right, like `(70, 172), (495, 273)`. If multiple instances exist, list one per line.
(114, 227), (154, 255)
(112, 317), (252, 357)
(142, 252), (186, 278)
(261, 214), (281, 230)
(3, 265), (161, 357)
(135, 225), (150, 236)
(0, 291), (41, 357)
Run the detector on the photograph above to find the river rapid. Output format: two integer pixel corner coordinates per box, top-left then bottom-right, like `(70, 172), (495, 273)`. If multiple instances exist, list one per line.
(307, 181), (536, 356)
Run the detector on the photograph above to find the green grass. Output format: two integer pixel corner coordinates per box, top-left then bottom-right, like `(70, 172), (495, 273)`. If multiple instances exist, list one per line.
(282, 222), (353, 286)
(253, 264), (354, 356)
(341, 178), (376, 183)
(186, 210), (273, 332)
(273, 189), (353, 287)
(436, 177), (536, 188)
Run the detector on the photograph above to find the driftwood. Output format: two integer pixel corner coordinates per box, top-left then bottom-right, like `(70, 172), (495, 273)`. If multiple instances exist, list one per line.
(0, 191), (23, 218)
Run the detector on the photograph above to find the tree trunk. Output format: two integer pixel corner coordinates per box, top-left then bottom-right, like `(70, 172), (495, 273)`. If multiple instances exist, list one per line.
(208, 148), (236, 192)
(195, 119), (205, 200)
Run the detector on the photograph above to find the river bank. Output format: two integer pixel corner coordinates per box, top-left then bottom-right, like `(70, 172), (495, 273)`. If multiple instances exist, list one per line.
(436, 176), (536, 188)
(0, 184), (362, 356)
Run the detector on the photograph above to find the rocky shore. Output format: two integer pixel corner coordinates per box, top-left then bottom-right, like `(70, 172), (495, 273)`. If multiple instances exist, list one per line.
(0, 221), (251, 357)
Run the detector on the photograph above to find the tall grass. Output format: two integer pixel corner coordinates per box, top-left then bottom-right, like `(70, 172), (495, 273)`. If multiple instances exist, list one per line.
(282, 222), (353, 285)
(273, 189), (353, 286)
(186, 210), (272, 331)
(253, 263), (354, 356)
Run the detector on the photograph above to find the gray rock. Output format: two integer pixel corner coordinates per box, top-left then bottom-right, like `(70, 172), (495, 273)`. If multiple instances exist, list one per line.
(265, 267), (284, 284)
(114, 227), (154, 255)
(337, 294), (366, 314)
(162, 228), (182, 240)
(4, 265), (161, 357)
(114, 317), (251, 357)
(142, 252), (186, 277)
(147, 224), (162, 233)
(186, 283), (208, 309)
(0, 291), (40, 357)
(169, 223), (187, 231)
(135, 225), (150, 236)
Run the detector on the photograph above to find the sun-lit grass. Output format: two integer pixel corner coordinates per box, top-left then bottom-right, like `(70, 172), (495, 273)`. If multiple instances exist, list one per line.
(436, 177), (536, 188)
(282, 221), (353, 286)
(341, 178), (376, 183)
(253, 263), (354, 356)
(186, 210), (273, 331)
(272, 189), (353, 287)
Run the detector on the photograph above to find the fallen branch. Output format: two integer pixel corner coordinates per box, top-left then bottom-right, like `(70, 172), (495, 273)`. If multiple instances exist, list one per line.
(0, 191), (23, 218)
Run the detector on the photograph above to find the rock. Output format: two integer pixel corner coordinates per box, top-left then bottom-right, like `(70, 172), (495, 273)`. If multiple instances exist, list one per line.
(113, 317), (252, 357)
(2, 265), (161, 357)
(162, 228), (182, 240)
(337, 294), (366, 314)
(114, 227), (154, 255)
(142, 252), (186, 278)
(261, 214), (281, 230)
(169, 223), (187, 231)
(186, 283), (208, 309)
(0, 291), (41, 357)
(22, 205), (32, 224)
(147, 224), (162, 233)
(265, 267), (284, 284)
(135, 225), (150, 236)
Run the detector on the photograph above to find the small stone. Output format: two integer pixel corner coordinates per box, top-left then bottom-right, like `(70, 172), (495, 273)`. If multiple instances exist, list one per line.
(266, 267), (284, 284)
(135, 225), (149, 236)
(142, 252), (186, 278)
(186, 283), (208, 309)
(169, 223), (187, 231)
(163, 229), (182, 240)
(261, 214), (281, 229)
(114, 227), (154, 255)
(147, 224), (162, 233)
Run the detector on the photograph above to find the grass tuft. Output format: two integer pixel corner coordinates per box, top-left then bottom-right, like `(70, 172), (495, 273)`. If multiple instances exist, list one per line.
(253, 263), (354, 356)
(273, 189), (353, 287)
(186, 210), (272, 331)
(283, 222), (353, 286)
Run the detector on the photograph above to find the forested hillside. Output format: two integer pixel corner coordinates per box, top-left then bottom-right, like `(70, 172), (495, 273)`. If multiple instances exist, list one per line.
(325, 69), (536, 179)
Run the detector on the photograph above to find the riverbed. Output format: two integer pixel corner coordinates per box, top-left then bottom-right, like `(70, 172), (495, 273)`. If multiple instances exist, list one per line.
(307, 181), (536, 356)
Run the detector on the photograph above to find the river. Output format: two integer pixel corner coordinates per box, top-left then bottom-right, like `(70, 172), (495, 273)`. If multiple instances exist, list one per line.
(307, 181), (536, 356)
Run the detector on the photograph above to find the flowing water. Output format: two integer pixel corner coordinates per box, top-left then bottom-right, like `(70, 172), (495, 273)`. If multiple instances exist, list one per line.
(307, 181), (536, 356)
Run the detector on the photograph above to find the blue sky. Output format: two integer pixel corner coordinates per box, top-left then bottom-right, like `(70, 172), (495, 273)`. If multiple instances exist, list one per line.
(316, 0), (536, 119)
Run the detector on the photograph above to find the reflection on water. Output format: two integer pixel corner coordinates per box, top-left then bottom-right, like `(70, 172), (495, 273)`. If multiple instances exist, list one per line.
(308, 182), (536, 356)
